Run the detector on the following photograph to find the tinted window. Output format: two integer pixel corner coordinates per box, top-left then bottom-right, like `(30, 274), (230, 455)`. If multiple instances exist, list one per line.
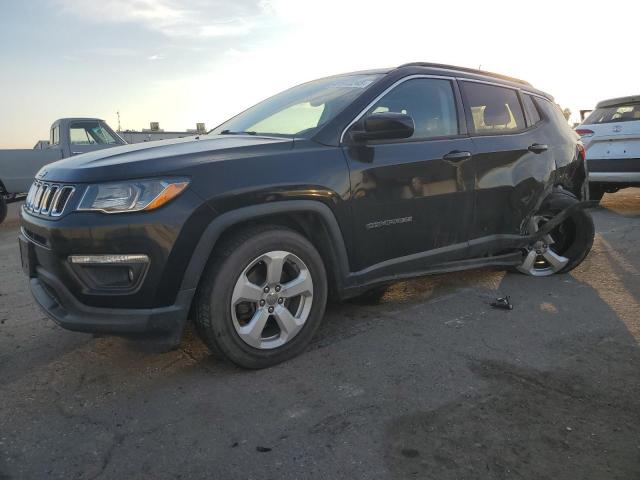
(461, 82), (525, 134)
(583, 103), (640, 124)
(522, 94), (541, 125)
(534, 97), (569, 126)
(365, 78), (458, 140)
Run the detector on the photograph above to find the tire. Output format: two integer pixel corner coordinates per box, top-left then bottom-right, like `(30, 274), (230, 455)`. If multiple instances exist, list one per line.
(516, 192), (594, 276)
(589, 184), (605, 203)
(0, 197), (7, 225)
(194, 225), (328, 369)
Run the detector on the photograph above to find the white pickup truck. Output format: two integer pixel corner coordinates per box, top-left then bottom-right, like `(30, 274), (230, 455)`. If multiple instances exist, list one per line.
(0, 118), (126, 223)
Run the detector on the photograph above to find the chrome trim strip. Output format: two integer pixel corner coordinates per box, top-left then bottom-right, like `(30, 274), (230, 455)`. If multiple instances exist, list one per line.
(40, 185), (55, 214)
(47, 187), (63, 215)
(68, 254), (150, 264)
(339, 74), (551, 144)
(32, 184), (45, 213)
(51, 186), (75, 217)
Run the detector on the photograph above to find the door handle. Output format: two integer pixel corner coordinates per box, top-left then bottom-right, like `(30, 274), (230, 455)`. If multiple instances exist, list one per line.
(443, 150), (472, 163)
(528, 143), (548, 154)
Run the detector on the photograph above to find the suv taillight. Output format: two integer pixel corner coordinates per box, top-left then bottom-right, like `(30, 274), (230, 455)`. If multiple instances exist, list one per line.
(575, 129), (594, 138)
(577, 143), (586, 161)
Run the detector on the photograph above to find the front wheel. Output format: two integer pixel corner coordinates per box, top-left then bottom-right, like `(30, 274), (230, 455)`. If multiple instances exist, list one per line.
(516, 194), (594, 277)
(194, 225), (327, 369)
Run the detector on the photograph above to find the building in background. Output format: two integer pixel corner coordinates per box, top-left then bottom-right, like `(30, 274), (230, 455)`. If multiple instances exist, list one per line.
(117, 122), (207, 143)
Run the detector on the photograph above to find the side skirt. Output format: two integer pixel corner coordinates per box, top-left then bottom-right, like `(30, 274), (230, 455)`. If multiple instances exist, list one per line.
(340, 251), (523, 299)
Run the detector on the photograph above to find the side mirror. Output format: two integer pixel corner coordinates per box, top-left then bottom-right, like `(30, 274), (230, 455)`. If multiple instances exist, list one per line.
(351, 112), (414, 142)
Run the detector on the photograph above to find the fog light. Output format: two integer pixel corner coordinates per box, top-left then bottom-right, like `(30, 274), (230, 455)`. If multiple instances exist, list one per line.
(69, 254), (149, 264)
(68, 254), (150, 293)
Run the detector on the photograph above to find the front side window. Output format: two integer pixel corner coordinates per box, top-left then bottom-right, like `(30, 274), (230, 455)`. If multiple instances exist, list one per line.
(461, 81), (525, 134)
(583, 103), (640, 124)
(364, 78), (459, 140)
(211, 74), (383, 138)
(69, 123), (118, 145)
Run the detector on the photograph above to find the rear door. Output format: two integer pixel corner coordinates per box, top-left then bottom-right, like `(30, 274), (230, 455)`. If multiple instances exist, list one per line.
(460, 81), (555, 244)
(344, 77), (475, 271)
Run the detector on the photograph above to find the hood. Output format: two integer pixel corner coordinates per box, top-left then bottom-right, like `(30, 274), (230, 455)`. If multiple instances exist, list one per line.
(38, 134), (293, 183)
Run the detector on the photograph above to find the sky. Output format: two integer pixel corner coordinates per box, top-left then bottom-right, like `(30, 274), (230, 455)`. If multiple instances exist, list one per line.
(1, 0), (638, 148)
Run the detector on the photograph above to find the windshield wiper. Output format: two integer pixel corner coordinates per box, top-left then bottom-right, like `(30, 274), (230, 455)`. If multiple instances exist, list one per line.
(219, 130), (257, 135)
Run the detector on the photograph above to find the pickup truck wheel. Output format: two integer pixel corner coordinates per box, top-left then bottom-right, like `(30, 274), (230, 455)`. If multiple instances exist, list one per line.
(516, 194), (594, 277)
(194, 225), (327, 369)
(0, 197), (7, 225)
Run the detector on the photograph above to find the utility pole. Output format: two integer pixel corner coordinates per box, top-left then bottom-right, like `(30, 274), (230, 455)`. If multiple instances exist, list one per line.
(117, 111), (121, 132)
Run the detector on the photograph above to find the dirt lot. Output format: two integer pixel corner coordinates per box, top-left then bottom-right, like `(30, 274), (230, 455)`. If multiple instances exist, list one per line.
(1, 190), (639, 480)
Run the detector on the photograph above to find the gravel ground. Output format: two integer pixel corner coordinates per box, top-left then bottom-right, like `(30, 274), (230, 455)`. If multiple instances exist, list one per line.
(1, 190), (639, 479)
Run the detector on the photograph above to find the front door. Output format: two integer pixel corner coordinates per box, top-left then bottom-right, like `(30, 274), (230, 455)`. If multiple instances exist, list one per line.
(344, 77), (475, 271)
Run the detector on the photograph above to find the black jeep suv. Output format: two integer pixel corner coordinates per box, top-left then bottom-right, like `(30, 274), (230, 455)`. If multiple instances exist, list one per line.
(20, 63), (594, 368)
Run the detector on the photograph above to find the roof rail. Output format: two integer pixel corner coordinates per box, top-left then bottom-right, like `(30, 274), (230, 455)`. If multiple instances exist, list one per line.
(397, 62), (531, 86)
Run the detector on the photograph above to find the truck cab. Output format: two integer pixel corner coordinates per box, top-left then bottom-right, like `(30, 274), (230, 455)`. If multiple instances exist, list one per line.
(48, 118), (125, 157)
(0, 118), (125, 222)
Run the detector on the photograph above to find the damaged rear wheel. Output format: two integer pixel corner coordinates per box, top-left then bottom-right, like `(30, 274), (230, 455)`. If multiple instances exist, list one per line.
(516, 193), (594, 277)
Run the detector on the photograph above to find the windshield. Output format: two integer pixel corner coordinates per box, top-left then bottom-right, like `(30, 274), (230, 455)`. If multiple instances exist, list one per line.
(583, 103), (640, 124)
(210, 74), (383, 138)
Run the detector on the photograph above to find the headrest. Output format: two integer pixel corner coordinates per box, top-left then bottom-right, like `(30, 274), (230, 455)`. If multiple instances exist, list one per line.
(483, 103), (510, 126)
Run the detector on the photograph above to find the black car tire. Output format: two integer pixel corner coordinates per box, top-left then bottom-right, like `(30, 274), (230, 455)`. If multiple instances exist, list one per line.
(0, 197), (7, 225)
(589, 184), (605, 203)
(516, 192), (594, 275)
(194, 225), (327, 369)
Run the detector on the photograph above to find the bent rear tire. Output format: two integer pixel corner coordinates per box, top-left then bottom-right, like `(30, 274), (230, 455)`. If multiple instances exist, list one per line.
(589, 184), (605, 203)
(0, 197), (7, 225)
(194, 225), (327, 369)
(516, 193), (594, 277)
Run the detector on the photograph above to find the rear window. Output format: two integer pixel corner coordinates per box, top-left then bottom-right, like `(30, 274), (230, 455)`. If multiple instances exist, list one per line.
(461, 81), (525, 134)
(522, 94), (542, 126)
(583, 103), (640, 124)
(534, 97), (569, 126)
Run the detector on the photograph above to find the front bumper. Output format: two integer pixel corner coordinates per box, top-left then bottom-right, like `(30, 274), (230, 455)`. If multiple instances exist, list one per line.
(19, 187), (211, 343)
(20, 231), (194, 344)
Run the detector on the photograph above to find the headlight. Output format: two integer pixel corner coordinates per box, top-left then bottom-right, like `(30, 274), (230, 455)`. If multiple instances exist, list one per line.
(77, 178), (189, 213)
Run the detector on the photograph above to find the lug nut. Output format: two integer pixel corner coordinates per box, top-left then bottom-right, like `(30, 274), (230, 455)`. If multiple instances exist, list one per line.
(278, 297), (284, 304)
(259, 299), (265, 306)
(268, 306), (274, 313)
(263, 286), (270, 293)
(275, 285), (281, 292)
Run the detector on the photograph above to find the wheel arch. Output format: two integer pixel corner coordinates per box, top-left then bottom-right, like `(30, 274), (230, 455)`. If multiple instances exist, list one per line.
(179, 200), (351, 301)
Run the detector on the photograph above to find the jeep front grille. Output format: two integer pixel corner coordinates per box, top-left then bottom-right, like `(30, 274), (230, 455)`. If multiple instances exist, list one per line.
(25, 181), (75, 217)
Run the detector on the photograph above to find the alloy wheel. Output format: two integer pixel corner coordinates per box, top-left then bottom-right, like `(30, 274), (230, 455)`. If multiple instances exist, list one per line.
(230, 250), (314, 349)
(517, 215), (570, 276)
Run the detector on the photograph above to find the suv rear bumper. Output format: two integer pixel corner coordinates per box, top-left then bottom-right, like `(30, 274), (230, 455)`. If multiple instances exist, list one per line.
(588, 158), (640, 183)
